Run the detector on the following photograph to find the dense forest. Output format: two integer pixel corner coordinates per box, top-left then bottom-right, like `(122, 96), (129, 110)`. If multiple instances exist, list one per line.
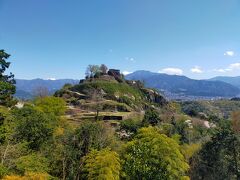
(1, 50), (240, 180)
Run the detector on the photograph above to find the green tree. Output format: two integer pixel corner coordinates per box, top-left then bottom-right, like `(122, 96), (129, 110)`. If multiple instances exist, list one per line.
(13, 106), (53, 150)
(15, 153), (50, 174)
(190, 120), (240, 180)
(86, 65), (100, 78)
(122, 127), (189, 179)
(34, 96), (66, 116)
(0, 164), (8, 178)
(171, 118), (190, 144)
(3, 172), (51, 180)
(0, 108), (30, 173)
(0, 143), (29, 174)
(120, 119), (142, 134)
(39, 126), (73, 180)
(82, 148), (121, 180)
(0, 106), (10, 143)
(56, 121), (115, 179)
(0, 50), (16, 107)
(142, 109), (161, 126)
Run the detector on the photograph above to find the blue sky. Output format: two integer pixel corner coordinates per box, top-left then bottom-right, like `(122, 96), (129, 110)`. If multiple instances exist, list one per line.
(1, 0), (240, 79)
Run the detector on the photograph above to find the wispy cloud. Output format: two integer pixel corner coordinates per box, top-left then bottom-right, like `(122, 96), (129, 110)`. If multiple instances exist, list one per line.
(125, 57), (136, 63)
(122, 71), (132, 75)
(214, 62), (240, 73)
(213, 69), (227, 73)
(224, 51), (235, 57)
(190, 66), (203, 73)
(46, 77), (56, 80)
(158, 68), (183, 75)
(229, 62), (240, 69)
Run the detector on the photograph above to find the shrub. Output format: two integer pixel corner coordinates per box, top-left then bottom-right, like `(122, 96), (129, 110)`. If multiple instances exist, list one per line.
(82, 149), (120, 179)
(122, 127), (189, 179)
(142, 109), (161, 126)
(16, 153), (50, 174)
(120, 119), (142, 133)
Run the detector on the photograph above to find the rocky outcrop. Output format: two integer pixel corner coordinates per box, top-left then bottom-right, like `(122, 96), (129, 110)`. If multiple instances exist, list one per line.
(141, 88), (167, 106)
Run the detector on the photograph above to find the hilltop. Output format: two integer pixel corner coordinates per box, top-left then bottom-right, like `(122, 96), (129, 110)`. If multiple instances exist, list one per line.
(54, 67), (167, 124)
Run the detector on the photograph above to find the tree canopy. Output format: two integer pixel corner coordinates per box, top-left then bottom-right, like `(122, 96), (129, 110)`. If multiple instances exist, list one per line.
(82, 148), (121, 179)
(12, 106), (53, 150)
(0, 50), (16, 107)
(34, 96), (66, 116)
(122, 127), (189, 179)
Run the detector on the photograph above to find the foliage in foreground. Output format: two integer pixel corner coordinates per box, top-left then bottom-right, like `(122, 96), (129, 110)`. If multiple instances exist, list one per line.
(1, 54), (240, 179)
(0, 50), (16, 107)
(122, 127), (189, 179)
(82, 148), (121, 179)
(190, 119), (240, 180)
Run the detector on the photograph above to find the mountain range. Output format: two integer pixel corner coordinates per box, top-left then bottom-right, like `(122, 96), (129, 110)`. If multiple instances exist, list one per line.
(209, 76), (240, 89)
(15, 79), (79, 99)
(14, 72), (240, 100)
(126, 71), (240, 99)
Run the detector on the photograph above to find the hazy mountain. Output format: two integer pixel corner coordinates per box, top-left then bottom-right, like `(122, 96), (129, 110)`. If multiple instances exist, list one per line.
(126, 71), (240, 98)
(15, 79), (79, 99)
(15, 74), (240, 100)
(209, 76), (240, 89)
(14, 90), (34, 100)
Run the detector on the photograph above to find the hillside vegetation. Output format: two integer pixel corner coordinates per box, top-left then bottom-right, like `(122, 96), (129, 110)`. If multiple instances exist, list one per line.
(56, 74), (167, 112)
(180, 99), (240, 120)
(1, 58), (240, 180)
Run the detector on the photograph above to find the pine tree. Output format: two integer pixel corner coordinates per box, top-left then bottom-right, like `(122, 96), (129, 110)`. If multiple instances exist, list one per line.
(0, 50), (16, 107)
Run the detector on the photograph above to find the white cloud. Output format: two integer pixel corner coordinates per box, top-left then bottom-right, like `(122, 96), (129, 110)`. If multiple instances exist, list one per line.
(158, 68), (183, 75)
(122, 71), (132, 75)
(213, 69), (226, 73)
(224, 51), (235, 57)
(46, 78), (56, 80)
(125, 57), (136, 63)
(229, 62), (240, 69)
(190, 66), (203, 73)
(213, 62), (240, 73)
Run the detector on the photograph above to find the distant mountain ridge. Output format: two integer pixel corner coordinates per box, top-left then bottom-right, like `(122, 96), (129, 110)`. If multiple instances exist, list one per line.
(126, 71), (240, 99)
(15, 74), (240, 100)
(15, 79), (79, 99)
(209, 76), (240, 89)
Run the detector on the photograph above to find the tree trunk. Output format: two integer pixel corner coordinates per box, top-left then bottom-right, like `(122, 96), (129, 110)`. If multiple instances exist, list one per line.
(232, 139), (240, 180)
(62, 158), (66, 180)
(96, 110), (99, 121)
(1, 142), (9, 165)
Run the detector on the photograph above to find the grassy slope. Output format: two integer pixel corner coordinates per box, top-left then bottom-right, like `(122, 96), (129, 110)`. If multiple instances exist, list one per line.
(72, 81), (143, 99)
(71, 81), (146, 109)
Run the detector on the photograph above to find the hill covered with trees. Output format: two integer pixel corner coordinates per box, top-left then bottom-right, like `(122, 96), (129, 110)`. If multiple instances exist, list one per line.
(1, 52), (240, 179)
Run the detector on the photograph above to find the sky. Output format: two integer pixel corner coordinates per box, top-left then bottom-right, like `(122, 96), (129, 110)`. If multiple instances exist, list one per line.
(1, 0), (240, 80)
